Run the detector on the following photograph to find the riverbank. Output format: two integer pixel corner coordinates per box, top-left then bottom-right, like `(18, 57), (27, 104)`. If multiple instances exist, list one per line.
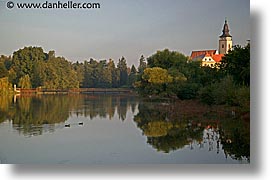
(14, 88), (135, 95)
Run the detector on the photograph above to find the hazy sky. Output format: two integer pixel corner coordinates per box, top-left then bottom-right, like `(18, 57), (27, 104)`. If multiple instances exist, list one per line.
(0, 0), (250, 66)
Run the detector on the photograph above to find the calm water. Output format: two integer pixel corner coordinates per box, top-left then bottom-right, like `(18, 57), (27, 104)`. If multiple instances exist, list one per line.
(0, 94), (249, 164)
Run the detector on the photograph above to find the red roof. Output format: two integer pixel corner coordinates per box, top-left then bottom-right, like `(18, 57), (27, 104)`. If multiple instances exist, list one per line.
(190, 50), (216, 59)
(212, 54), (224, 62)
(205, 53), (211, 57)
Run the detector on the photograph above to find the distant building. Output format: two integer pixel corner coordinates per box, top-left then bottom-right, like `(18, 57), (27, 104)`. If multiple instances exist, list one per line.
(219, 19), (233, 54)
(201, 53), (224, 68)
(190, 50), (216, 60)
(190, 19), (232, 67)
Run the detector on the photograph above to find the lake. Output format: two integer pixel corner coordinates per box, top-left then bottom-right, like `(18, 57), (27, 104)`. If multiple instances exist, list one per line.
(0, 94), (249, 164)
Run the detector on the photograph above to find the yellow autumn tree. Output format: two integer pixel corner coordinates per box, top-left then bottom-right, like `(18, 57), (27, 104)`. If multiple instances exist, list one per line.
(0, 77), (12, 95)
(142, 67), (172, 84)
(19, 74), (31, 89)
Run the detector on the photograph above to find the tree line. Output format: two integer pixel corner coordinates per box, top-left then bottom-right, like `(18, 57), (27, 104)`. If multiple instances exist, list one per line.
(0, 44), (250, 109)
(0, 46), (147, 92)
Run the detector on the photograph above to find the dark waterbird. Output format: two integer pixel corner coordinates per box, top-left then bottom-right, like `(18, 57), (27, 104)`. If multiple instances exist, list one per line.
(78, 122), (84, 126)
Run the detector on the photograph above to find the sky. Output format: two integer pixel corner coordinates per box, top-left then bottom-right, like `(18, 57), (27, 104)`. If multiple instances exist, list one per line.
(0, 0), (250, 66)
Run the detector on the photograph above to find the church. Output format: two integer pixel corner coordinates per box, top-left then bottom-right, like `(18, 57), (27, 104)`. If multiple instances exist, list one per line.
(190, 19), (233, 67)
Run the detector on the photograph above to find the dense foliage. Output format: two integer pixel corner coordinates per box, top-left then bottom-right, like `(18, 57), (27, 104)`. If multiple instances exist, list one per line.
(198, 44), (250, 108)
(220, 44), (250, 86)
(135, 45), (250, 109)
(0, 47), (79, 90)
(0, 44), (250, 109)
(0, 47), (142, 91)
(135, 49), (222, 98)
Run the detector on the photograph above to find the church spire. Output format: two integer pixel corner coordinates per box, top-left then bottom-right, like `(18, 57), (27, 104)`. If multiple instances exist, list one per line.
(220, 18), (232, 38)
(218, 18), (233, 54)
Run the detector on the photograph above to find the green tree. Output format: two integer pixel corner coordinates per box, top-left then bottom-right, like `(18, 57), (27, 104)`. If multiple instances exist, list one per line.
(135, 50), (192, 97)
(198, 75), (249, 109)
(0, 62), (8, 78)
(138, 55), (147, 74)
(220, 44), (250, 86)
(8, 47), (80, 89)
(73, 61), (85, 88)
(11, 46), (47, 86)
(43, 57), (79, 89)
(97, 60), (113, 87)
(128, 65), (138, 87)
(0, 55), (11, 68)
(32, 60), (47, 87)
(147, 49), (188, 70)
(107, 59), (119, 88)
(117, 57), (128, 87)
(47, 50), (55, 60)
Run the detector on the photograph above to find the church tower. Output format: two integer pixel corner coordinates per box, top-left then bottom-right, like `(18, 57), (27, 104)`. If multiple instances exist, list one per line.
(219, 19), (233, 54)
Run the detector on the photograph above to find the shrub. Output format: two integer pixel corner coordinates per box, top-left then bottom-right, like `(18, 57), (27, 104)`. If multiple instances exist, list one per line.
(177, 83), (200, 100)
(198, 76), (249, 107)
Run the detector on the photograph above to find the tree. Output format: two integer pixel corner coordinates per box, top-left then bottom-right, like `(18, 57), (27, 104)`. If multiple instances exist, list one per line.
(128, 65), (138, 87)
(73, 61), (85, 87)
(45, 57), (79, 89)
(138, 55), (147, 74)
(135, 50), (191, 97)
(19, 74), (31, 89)
(0, 62), (8, 78)
(117, 57), (128, 87)
(107, 59), (119, 88)
(137, 67), (173, 96)
(12, 47), (47, 85)
(0, 77), (12, 94)
(147, 49), (188, 70)
(47, 50), (55, 60)
(8, 46), (81, 89)
(220, 44), (250, 86)
(143, 67), (172, 84)
(32, 60), (47, 87)
(96, 60), (114, 88)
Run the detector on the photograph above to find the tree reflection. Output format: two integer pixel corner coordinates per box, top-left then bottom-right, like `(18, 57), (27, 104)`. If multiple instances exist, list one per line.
(220, 124), (250, 161)
(0, 95), (14, 124)
(0, 95), (249, 161)
(1, 95), (81, 136)
(134, 101), (204, 153)
(0, 94), (138, 136)
(76, 95), (135, 121)
(134, 99), (250, 161)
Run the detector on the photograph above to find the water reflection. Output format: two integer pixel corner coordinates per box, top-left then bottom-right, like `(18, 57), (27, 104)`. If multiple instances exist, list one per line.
(0, 94), (137, 136)
(134, 99), (250, 162)
(0, 95), (249, 162)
